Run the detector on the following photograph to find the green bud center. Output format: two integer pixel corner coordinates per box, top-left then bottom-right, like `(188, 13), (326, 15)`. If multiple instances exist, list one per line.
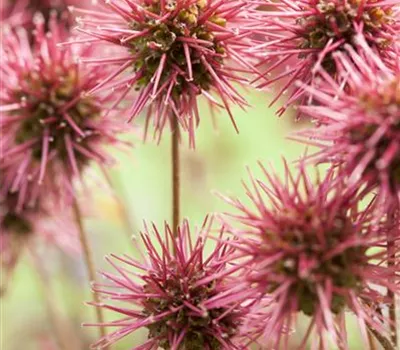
(298, 0), (393, 73)
(128, 0), (226, 97)
(266, 215), (366, 316)
(143, 266), (239, 349)
(12, 68), (100, 166)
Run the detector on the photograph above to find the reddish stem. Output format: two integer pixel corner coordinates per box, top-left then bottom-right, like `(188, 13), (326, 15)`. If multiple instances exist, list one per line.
(387, 208), (398, 346)
(73, 198), (108, 348)
(171, 116), (180, 238)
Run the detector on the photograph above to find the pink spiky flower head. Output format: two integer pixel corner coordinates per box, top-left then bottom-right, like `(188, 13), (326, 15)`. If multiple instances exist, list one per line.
(87, 218), (254, 349)
(72, 0), (260, 147)
(0, 14), (127, 207)
(253, 0), (400, 115)
(220, 161), (399, 348)
(298, 36), (400, 211)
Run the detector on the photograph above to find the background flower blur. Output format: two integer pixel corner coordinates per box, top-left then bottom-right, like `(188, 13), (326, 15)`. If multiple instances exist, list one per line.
(1, 0), (399, 349)
(3, 86), (382, 350)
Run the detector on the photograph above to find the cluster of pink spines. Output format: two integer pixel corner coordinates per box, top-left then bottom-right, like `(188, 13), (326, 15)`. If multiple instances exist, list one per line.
(298, 37), (400, 210)
(88, 219), (253, 349)
(252, 0), (399, 115)
(73, 0), (259, 146)
(0, 14), (125, 207)
(221, 162), (399, 348)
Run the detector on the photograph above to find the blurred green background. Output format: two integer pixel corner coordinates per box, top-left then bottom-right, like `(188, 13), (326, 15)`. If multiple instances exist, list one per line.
(1, 90), (364, 349)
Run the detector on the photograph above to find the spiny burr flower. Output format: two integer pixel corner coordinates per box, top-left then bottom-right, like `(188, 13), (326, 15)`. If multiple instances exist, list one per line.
(252, 0), (400, 115)
(87, 218), (254, 349)
(220, 162), (399, 348)
(0, 188), (79, 283)
(72, 0), (260, 147)
(298, 36), (400, 211)
(0, 14), (127, 207)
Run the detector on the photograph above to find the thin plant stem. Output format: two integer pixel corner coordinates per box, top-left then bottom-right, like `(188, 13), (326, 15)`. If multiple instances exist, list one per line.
(335, 313), (348, 350)
(72, 198), (108, 346)
(367, 325), (396, 350)
(388, 246), (397, 347)
(367, 329), (377, 350)
(30, 248), (80, 350)
(387, 208), (398, 346)
(171, 116), (180, 238)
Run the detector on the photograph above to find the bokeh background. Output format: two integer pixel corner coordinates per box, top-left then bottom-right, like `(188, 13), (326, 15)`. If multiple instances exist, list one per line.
(1, 89), (367, 349)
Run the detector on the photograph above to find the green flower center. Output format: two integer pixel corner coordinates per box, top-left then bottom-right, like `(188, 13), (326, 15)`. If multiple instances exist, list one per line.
(1, 212), (33, 236)
(13, 67), (100, 166)
(143, 268), (239, 349)
(266, 215), (366, 316)
(298, 0), (393, 72)
(128, 0), (226, 96)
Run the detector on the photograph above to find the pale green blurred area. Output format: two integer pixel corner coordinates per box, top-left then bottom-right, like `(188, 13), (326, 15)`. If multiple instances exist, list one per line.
(1, 91), (364, 349)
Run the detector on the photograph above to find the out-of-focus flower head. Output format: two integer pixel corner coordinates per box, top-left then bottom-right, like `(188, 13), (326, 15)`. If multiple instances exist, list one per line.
(0, 0), (90, 31)
(0, 187), (79, 289)
(72, 0), (261, 147)
(220, 161), (399, 348)
(252, 0), (400, 115)
(298, 36), (400, 211)
(0, 192), (37, 276)
(87, 218), (255, 349)
(0, 0), (75, 30)
(0, 13), (127, 207)
(1, 0), (31, 28)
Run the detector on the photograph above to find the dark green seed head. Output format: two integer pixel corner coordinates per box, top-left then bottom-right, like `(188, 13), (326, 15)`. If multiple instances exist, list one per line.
(127, 0), (226, 97)
(267, 215), (366, 316)
(142, 268), (238, 349)
(2, 212), (33, 236)
(298, 0), (394, 73)
(12, 69), (100, 166)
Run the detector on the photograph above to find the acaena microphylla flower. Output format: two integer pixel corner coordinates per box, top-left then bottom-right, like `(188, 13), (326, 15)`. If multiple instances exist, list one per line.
(251, 0), (400, 115)
(70, 0), (261, 147)
(0, 14), (128, 207)
(86, 218), (256, 349)
(219, 161), (399, 349)
(298, 36), (400, 212)
(0, 185), (79, 286)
